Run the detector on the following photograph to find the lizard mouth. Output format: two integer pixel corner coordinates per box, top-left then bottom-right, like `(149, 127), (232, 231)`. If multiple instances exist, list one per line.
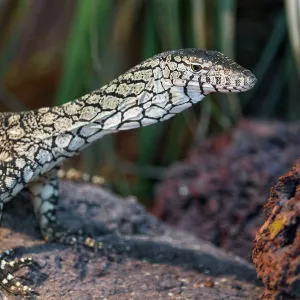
(196, 70), (257, 94)
(200, 80), (256, 93)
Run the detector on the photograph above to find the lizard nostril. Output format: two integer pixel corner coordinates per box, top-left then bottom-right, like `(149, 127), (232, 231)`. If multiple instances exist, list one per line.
(243, 69), (257, 86)
(243, 70), (252, 77)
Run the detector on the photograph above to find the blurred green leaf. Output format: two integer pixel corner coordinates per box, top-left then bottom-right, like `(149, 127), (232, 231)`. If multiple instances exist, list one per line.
(0, 0), (27, 111)
(285, 0), (300, 80)
(56, 0), (101, 105)
(215, 0), (240, 123)
(0, 0), (27, 79)
(192, 0), (207, 49)
(194, 98), (212, 144)
(243, 12), (286, 105)
(90, 0), (114, 87)
(260, 44), (289, 116)
(152, 0), (181, 49)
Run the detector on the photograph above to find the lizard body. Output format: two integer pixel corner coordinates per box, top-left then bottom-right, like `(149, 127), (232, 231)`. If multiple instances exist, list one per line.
(0, 48), (256, 296)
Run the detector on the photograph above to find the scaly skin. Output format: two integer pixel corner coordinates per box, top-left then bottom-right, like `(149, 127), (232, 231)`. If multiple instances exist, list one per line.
(0, 48), (256, 296)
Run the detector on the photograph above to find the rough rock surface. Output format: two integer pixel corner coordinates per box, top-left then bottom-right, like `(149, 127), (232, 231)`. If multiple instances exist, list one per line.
(253, 159), (300, 299)
(154, 119), (300, 261)
(0, 181), (261, 299)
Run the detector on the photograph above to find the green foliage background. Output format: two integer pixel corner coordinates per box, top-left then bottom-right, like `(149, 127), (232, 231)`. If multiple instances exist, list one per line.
(0, 0), (299, 204)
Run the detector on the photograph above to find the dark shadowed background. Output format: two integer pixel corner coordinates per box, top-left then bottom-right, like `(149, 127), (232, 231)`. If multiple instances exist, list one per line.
(0, 0), (298, 206)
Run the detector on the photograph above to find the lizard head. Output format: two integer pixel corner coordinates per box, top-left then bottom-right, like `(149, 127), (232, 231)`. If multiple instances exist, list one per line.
(155, 48), (256, 103)
(79, 48), (257, 132)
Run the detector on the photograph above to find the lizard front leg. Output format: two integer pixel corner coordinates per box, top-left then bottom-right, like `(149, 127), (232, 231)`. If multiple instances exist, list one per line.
(28, 167), (102, 250)
(0, 204), (36, 296)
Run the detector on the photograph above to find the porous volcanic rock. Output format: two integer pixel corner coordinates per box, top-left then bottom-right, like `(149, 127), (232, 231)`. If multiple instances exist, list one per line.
(0, 181), (261, 299)
(154, 119), (300, 261)
(253, 159), (300, 299)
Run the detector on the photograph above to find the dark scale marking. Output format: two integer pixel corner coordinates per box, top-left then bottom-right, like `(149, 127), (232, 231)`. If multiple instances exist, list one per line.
(226, 76), (231, 85)
(183, 75), (194, 100)
(212, 85), (219, 92)
(198, 78), (205, 95)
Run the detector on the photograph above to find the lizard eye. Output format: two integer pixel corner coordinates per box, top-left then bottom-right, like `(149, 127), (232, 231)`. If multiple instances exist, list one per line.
(191, 64), (201, 73)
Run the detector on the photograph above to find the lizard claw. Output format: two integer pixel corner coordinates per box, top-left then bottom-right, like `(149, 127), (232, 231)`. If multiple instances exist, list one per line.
(0, 249), (38, 297)
(65, 230), (103, 253)
(83, 236), (103, 252)
(44, 224), (103, 253)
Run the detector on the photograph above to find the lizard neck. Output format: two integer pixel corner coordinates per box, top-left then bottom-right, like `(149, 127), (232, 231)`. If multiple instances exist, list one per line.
(33, 61), (202, 161)
(34, 76), (167, 159)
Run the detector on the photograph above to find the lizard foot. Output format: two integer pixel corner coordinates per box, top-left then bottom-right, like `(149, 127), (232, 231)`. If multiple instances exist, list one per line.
(43, 223), (103, 252)
(0, 249), (38, 297)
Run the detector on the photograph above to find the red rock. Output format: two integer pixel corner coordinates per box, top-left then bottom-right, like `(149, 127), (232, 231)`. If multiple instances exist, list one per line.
(253, 159), (300, 299)
(155, 119), (300, 261)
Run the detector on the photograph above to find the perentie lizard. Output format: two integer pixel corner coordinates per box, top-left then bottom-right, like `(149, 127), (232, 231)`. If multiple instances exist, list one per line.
(0, 48), (256, 296)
